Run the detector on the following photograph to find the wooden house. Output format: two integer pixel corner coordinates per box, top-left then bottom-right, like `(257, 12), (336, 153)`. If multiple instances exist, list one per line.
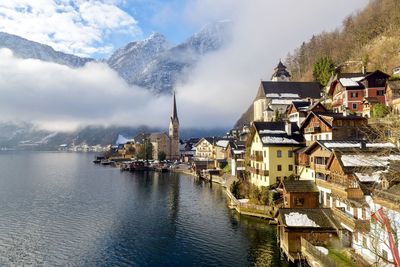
(278, 208), (340, 263)
(281, 180), (319, 208)
(286, 100), (327, 126)
(300, 111), (367, 145)
(328, 70), (390, 114)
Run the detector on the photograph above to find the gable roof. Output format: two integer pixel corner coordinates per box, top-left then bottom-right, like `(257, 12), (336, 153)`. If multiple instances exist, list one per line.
(328, 70), (390, 95)
(282, 180), (319, 193)
(300, 111), (366, 130)
(279, 208), (340, 229)
(253, 121), (304, 146)
(255, 81), (322, 100)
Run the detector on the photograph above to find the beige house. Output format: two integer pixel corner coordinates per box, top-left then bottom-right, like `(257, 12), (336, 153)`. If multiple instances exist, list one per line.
(247, 121), (304, 187)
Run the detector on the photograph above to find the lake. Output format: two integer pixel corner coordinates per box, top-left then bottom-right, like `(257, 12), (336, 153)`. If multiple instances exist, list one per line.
(0, 152), (285, 266)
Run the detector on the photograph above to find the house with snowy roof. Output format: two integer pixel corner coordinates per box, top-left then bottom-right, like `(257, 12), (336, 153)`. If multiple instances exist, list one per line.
(327, 70), (390, 114)
(300, 111), (367, 145)
(253, 61), (323, 122)
(286, 100), (327, 126)
(277, 208), (341, 263)
(247, 121), (304, 187)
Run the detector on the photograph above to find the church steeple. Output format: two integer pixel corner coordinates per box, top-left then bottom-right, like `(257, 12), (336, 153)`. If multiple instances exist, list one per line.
(271, 60), (291, 81)
(171, 91), (179, 122)
(169, 91), (180, 160)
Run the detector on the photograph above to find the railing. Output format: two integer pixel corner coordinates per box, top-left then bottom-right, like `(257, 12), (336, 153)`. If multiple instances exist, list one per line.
(226, 188), (273, 216)
(304, 126), (321, 134)
(301, 237), (338, 267)
(332, 207), (370, 233)
(260, 170), (269, 176)
(247, 166), (256, 173)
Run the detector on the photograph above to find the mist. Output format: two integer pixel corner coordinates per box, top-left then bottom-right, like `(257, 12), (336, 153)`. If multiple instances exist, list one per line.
(0, 0), (368, 132)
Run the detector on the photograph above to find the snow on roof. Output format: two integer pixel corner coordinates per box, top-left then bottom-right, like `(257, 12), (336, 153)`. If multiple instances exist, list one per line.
(262, 136), (300, 145)
(216, 140), (229, 148)
(284, 212), (320, 227)
(339, 78), (361, 87)
(271, 99), (297, 105)
(259, 129), (286, 134)
(366, 143), (396, 148)
(324, 142), (361, 148)
(265, 93), (300, 98)
(355, 170), (387, 182)
(233, 150), (245, 154)
(341, 154), (400, 167)
(265, 93), (280, 98)
(280, 93), (300, 98)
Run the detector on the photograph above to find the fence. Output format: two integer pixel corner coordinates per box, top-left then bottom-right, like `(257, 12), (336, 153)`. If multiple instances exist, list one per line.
(300, 237), (337, 267)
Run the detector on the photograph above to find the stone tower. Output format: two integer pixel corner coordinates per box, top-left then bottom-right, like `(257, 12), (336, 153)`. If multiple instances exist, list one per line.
(169, 91), (180, 160)
(271, 60), (291, 81)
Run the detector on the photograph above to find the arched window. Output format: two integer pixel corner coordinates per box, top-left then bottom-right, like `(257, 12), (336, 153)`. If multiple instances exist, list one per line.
(277, 150), (282, 158)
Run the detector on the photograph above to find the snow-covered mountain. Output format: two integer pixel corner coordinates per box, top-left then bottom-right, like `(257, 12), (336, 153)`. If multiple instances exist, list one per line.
(0, 32), (93, 68)
(108, 20), (232, 94)
(0, 20), (231, 94)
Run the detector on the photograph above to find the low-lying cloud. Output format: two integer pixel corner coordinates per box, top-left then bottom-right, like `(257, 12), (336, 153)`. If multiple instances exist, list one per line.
(0, 0), (369, 132)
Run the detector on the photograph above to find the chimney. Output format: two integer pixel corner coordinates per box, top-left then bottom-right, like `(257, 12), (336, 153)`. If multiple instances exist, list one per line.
(343, 107), (349, 117)
(362, 65), (367, 74)
(285, 121), (292, 136)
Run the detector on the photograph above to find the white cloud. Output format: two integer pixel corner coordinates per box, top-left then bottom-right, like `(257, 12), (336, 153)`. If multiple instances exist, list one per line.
(176, 0), (369, 128)
(0, 48), (171, 131)
(0, 1), (370, 132)
(0, 0), (140, 57)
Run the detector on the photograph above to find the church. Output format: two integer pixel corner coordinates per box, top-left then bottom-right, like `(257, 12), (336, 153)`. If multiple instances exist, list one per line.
(253, 61), (323, 122)
(149, 92), (180, 160)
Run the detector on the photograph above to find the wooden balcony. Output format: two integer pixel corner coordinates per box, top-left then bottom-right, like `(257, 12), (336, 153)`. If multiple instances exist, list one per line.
(304, 126), (321, 134)
(250, 154), (264, 162)
(332, 207), (370, 233)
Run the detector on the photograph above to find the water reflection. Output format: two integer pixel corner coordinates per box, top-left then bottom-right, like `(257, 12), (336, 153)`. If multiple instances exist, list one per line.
(0, 152), (285, 266)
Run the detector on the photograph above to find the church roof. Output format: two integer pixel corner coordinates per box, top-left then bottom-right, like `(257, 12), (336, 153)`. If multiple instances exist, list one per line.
(271, 60), (291, 79)
(255, 81), (322, 100)
(171, 91), (179, 123)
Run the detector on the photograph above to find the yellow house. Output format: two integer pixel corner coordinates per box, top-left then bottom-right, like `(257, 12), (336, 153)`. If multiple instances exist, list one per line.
(247, 121), (304, 187)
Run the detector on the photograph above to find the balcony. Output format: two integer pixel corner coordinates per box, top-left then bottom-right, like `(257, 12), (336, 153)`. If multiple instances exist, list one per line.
(247, 166), (256, 173)
(250, 154), (264, 162)
(260, 170), (269, 176)
(304, 126), (321, 134)
(332, 207), (370, 233)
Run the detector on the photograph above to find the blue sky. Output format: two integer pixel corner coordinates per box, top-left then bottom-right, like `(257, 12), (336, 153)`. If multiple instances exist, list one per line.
(0, 0), (369, 60)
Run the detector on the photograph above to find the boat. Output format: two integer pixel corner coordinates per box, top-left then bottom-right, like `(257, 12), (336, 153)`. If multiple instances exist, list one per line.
(101, 159), (112, 165)
(129, 161), (150, 172)
(93, 155), (105, 164)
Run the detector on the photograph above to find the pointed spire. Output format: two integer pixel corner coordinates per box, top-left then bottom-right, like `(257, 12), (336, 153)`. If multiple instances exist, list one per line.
(172, 90), (179, 121)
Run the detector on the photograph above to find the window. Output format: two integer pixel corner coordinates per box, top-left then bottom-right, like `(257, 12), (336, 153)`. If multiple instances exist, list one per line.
(277, 150), (282, 158)
(350, 92), (358, 98)
(325, 134), (329, 140)
(277, 165), (282, 171)
(288, 164), (293, 171)
(295, 198), (304, 206)
(264, 151), (266, 157)
(352, 103), (357, 109)
(288, 151), (293, 158)
(377, 90), (384, 96)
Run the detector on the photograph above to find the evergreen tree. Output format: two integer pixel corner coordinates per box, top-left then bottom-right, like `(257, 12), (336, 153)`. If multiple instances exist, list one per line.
(312, 57), (335, 86)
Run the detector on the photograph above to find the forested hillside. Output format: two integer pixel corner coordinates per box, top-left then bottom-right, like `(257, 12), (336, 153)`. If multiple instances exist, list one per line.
(285, 0), (400, 81)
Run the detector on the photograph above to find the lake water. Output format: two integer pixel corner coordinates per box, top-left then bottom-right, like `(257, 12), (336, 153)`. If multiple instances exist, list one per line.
(0, 152), (285, 266)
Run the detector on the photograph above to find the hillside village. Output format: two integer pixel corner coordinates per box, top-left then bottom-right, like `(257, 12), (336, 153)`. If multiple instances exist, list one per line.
(109, 60), (400, 266)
